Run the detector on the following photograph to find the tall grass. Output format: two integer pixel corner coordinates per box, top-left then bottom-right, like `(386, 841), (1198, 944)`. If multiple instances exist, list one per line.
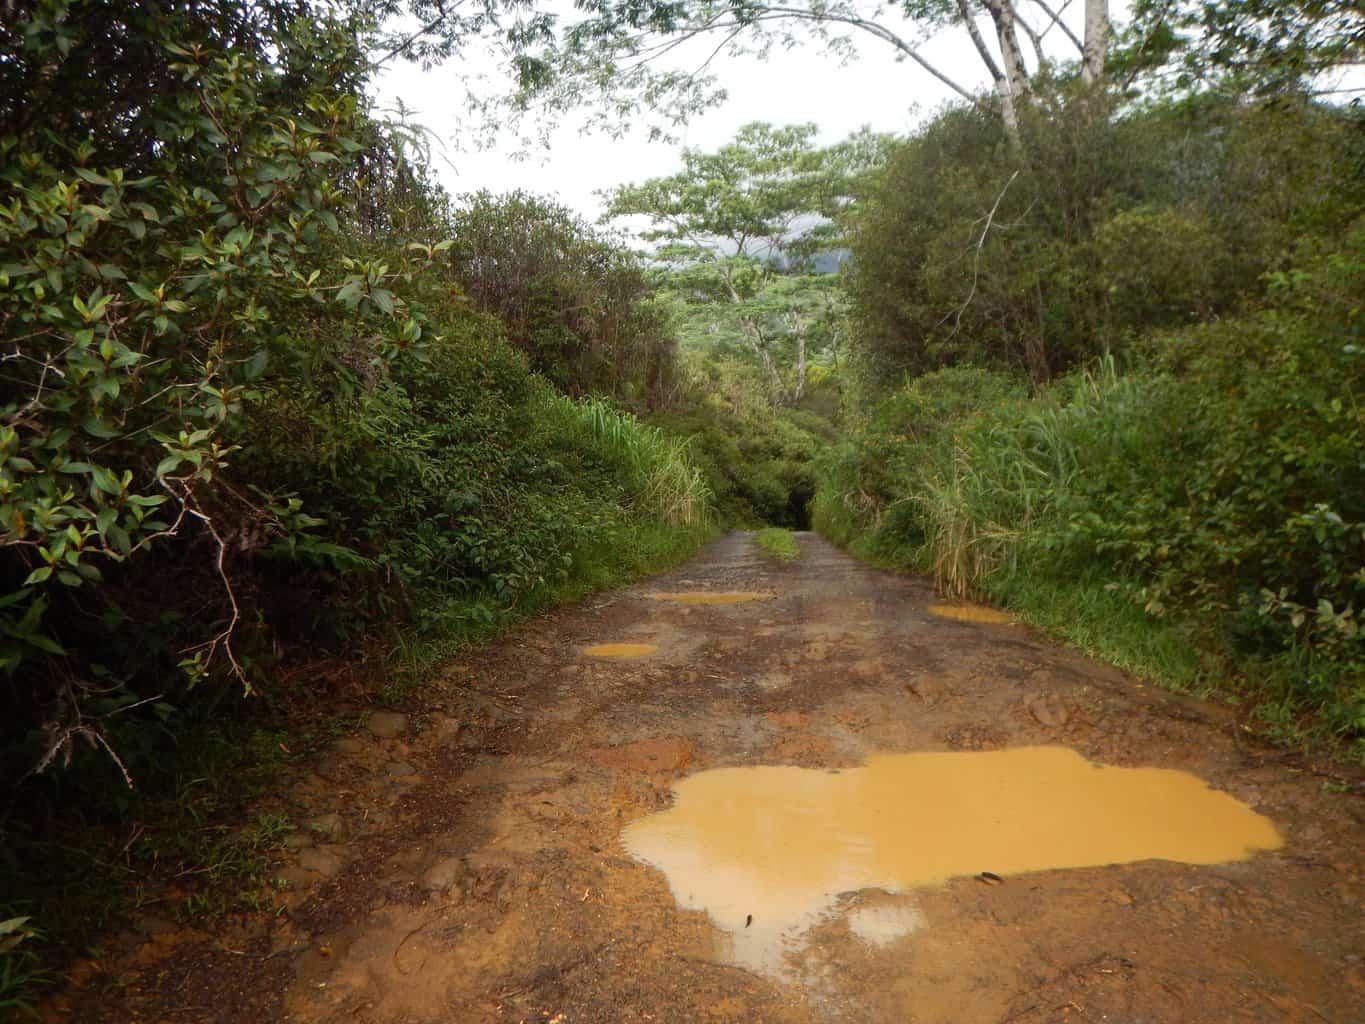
(813, 343), (1364, 756)
(560, 396), (714, 527)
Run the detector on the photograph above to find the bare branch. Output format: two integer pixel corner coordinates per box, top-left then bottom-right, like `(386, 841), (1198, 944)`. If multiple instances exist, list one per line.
(1029, 0), (1084, 53)
(941, 170), (1021, 341)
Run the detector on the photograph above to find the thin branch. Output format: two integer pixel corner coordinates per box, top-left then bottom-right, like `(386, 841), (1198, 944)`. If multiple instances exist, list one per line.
(957, 0), (1009, 83)
(941, 170), (1021, 340)
(371, 0), (457, 68)
(1029, 0), (1083, 53)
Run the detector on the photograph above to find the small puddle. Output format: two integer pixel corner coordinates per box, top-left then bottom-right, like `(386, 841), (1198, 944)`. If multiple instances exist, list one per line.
(651, 591), (773, 606)
(927, 602), (1013, 624)
(623, 746), (1280, 975)
(582, 642), (658, 659)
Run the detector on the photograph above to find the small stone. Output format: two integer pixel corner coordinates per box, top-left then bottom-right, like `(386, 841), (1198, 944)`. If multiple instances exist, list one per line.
(1026, 697), (1071, 728)
(431, 716), (462, 741)
(297, 845), (345, 878)
(283, 833), (315, 852)
(307, 813), (345, 840)
(367, 711), (408, 739)
(420, 857), (467, 892)
(458, 727), (486, 751)
(334, 737), (368, 755)
(385, 760), (417, 777)
(908, 677), (944, 700)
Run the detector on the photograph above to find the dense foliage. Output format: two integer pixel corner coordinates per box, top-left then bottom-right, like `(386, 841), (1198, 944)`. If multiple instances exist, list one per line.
(820, 229), (1365, 752)
(651, 349), (837, 528)
(846, 91), (1365, 385)
(445, 190), (678, 400)
(0, 1), (715, 997)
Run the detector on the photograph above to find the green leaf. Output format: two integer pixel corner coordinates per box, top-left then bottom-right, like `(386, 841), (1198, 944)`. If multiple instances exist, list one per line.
(23, 566), (52, 585)
(243, 349), (269, 380)
(81, 417), (120, 439)
(26, 632), (66, 655)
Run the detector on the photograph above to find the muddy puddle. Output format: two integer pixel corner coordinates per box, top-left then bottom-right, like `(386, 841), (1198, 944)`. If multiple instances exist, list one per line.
(583, 642), (658, 659)
(650, 591), (773, 606)
(623, 746), (1281, 975)
(927, 602), (1013, 624)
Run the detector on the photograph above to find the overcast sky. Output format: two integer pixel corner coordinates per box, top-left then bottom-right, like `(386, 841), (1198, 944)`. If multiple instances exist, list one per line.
(371, 4), (1121, 225)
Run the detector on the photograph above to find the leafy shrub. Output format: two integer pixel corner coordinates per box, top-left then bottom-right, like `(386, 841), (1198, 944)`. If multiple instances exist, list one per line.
(445, 190), (677, 402)
(818, 234), (1365, 748)
(846, 91), (1365, 388)
(650, 354), (833, 528)
(1, 2), (715, 993)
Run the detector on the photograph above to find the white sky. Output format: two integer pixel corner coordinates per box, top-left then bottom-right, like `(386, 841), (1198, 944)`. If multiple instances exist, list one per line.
(372, 4), (1118, 224)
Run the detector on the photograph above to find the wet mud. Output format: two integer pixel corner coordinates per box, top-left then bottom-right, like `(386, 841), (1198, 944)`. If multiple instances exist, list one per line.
(53, 532), (1365, 1024)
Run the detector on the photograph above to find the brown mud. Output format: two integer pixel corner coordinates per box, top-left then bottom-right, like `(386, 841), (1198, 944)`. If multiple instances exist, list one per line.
(53, 532), (1365, 1023)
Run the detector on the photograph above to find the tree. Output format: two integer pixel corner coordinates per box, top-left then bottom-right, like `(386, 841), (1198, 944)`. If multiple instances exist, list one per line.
(1126, 0), (1364, 98)
(363, 0), (1108, 150)
(603, 123), (872, 405)
(529, 0), (1111, 149)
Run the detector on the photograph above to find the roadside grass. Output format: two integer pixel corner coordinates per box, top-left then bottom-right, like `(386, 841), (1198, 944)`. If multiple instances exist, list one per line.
(983, 569), (1206, 695)
(753, 527), (801, 564)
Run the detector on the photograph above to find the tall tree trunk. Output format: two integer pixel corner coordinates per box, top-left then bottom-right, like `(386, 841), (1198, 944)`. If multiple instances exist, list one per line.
(1082, 0), (1109, 86)
(982, 0), (1031, 149)
(743, 319), (789, 407)
(983, 0), (1033, 103)
(788, 316), (808, 404)
(957, 0), (1022, 150)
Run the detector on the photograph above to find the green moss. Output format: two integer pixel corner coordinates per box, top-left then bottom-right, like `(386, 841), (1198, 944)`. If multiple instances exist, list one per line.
(754, 527), (801, 563)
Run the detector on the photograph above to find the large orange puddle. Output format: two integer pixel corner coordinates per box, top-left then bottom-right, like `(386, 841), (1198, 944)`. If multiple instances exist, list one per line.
(623, 746), (1280, 974)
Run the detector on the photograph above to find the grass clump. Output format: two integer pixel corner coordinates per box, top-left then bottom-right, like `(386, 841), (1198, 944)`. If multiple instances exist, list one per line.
(816, 236), (1365, 758)
(754, 528), (801, 564)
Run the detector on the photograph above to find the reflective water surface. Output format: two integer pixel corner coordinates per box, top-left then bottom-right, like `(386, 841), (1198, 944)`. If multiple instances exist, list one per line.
(650, 591), (774, 605)
(623, 746), (1281, 974)
(926, 602), (1014, 624)
(582, 642), (658, 659)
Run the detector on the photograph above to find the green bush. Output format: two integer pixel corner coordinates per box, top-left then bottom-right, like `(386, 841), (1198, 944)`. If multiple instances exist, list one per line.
(818, 235), (1365, 750)
(445, 190), (677, 402)
(0, 2), (716, 991)
(650, 351), (835, 528)
(846, 90), (1365, 388)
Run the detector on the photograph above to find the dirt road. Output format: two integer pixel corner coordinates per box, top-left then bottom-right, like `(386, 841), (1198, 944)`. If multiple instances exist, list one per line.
(67, 532), (1364, 1023)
